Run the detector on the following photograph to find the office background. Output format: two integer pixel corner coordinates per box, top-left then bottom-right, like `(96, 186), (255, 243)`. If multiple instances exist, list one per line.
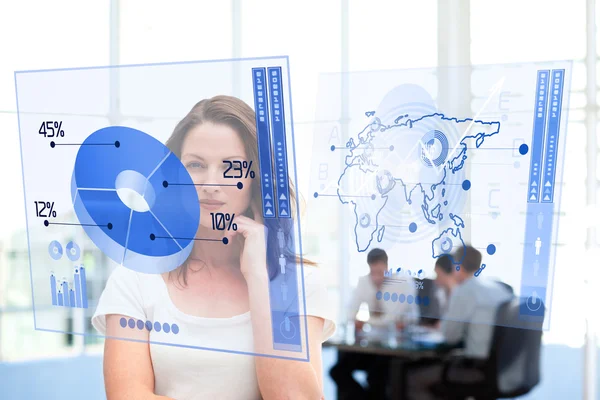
(0, 0), (599, 398)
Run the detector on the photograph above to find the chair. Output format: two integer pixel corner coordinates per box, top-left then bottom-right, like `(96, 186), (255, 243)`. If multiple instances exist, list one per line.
(495, 281), (514, 295)
(431, 296), (544, 399)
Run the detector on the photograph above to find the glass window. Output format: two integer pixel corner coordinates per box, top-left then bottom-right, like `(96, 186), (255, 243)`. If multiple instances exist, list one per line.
(119, 0), (232, 65)
(471, 0), (586, 64)
(0, 0), (109, 112)
(471, 1), (588, 347)
(349, 0), (438, 71)
(0, 0), (109, 361)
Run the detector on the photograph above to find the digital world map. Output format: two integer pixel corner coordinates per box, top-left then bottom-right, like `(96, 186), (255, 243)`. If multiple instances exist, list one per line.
(336, 112), (501, 265)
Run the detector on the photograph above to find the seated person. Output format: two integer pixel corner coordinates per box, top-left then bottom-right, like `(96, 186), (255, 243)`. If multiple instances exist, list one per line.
(330, 248), (418, 400)
(407, 245), (513, 400)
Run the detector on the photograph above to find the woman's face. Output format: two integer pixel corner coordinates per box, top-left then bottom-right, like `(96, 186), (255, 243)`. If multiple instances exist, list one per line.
(180, 122), (254, 230)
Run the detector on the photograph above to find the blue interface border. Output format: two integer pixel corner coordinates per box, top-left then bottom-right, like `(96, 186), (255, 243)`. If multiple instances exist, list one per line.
(16, 55), (311, 361)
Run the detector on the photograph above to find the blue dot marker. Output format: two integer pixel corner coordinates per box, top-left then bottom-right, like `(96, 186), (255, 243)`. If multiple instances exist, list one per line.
(119, 317), (127, 328)
(154, 321), (162, 332)
(409, 222), (417, 233)
(171, 324), (180, 334)
(313, 192), (318, 198)
(136, 320), (144, 330)
(376, 291), (383, 300)
(330, 145), (335, 151)
(128, 318), (135, 329)
(462, 180), (471, 191)
(383, 292), (390, 301)
(519, 144), (529, 155)
(163, 323), (171, 333)
(487, 244), (496, 255)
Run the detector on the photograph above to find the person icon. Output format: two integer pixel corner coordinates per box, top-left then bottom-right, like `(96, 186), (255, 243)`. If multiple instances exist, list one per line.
(537, 212), (544, 230)
(535, 237), (542, 256)
(281, 281), (288, 301)
(279, 254), (286, 274)
(533, 259), (540, 276)
(277, 228), (285, 249)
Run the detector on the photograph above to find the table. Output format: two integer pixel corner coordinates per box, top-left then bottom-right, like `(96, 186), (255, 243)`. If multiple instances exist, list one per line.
(325, 333), (456, 399)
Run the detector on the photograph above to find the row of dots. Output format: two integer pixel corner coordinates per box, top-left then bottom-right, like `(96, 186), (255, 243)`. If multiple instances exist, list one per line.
(119, 317), (180, 334)
(376, 291), (430, 306)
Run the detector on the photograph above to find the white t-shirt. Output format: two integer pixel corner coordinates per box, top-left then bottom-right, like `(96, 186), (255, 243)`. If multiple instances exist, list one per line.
(92, 265), (336, 400)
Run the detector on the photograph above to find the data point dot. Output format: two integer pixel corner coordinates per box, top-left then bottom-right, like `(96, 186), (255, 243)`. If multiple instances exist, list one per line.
(487, 244), (497, 255)
(462, 180), (471, 191)
(50, 141), (55, 148)
(150, 234), (156, 241)
(389, 145), (395, 151)
(313, 192), (319, 198)
(371, 194), (376, 200)
(44, 220), (49, 227)
(330, 145), (335, 151)
(107, 223), (113, 230)
(114, 141), (120, 148)
(237, 182), (243, 189)
(222, 237), (229, 245)
(519, 144), (529, 155)
(162, 180), (168, 188)
(409, 222), (417, 233)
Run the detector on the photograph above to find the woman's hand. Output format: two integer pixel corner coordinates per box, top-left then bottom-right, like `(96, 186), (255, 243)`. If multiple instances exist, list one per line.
(225, 202), (269, 279)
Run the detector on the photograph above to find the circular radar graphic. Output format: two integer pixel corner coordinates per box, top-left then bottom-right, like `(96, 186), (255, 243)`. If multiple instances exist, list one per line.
(48, 240), (63, 260)
(71, 126), (200, 274)
(65, 241), (80, 261)
(420, 130), (449, 168)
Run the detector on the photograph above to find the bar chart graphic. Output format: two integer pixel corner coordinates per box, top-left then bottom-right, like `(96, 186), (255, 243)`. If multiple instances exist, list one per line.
(50, 266), (88, 308)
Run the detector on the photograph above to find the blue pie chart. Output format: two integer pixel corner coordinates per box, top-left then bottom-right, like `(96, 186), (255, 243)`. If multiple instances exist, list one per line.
(70, 126), (200, 274)
(48, 240), (63, 260)
(66, 241), (80, 261)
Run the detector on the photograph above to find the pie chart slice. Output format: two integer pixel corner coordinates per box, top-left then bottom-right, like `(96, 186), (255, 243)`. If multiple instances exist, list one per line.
(72, 126), (170, 189)
(71, 126), (200, 274)
(145, 152), (200, 247)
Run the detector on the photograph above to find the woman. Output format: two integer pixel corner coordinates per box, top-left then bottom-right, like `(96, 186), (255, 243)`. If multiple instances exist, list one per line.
(92, 95), (335, 399)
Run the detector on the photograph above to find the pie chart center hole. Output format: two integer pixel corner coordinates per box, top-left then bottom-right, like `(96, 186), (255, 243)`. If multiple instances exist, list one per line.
(115, 170), (155, 213)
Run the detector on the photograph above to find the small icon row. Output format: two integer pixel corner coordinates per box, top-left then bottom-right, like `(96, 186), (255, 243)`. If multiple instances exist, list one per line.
(119, 318), (180, 334)
(48, 240), (80, 261)
(376, 291), (431, 306)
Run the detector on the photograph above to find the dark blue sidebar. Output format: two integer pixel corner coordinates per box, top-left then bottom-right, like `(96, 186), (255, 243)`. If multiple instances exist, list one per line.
(267, 67), (291, 218)
(541, 70), (565, 203)
(253, 65), (302, 352)
(252, 68), (276, 218)
(519, 69), (565, 322)
(527, 70), (550, 203)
